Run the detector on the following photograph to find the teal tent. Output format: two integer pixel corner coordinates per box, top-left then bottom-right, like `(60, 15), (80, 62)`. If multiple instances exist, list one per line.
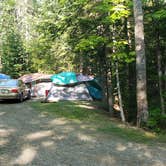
(51, 72), (78, 85)
(49, 72), (102, 101)
(86, 79), (102, 100)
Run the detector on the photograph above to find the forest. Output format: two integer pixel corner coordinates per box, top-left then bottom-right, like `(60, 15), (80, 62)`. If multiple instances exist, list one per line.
(0, 0), (165, 131)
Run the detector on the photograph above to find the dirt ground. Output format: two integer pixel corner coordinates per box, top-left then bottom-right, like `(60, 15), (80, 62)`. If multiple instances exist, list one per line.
(0, 101), (166, 166)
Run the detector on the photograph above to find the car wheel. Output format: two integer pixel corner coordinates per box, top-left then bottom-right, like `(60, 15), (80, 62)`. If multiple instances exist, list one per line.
(18, 93), (23, 102)
(27, 91), (31, 100)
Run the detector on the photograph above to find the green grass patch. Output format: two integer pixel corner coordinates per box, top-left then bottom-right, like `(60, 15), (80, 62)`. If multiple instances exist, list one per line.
(30, 101), (105, 121)
(98, 122), (166, 143)
(29, 101), (166, 144)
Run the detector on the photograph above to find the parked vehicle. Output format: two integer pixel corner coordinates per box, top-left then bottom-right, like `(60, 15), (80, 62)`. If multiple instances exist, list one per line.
(0, 79), (31, 102)
(0, 73), (11, 79)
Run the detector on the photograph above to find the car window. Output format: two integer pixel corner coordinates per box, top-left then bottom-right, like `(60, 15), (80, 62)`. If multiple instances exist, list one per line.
(0, 80), (18, 87)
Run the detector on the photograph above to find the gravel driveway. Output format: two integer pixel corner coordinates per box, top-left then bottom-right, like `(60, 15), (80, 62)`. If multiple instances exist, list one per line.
(0, 101), (166, 166)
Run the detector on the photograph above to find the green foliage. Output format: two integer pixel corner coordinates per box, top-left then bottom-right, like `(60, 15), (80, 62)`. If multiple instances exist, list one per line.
(76, 36), (107, 51)
(25, 0), (77, 73)
(109, 4), (130, 22)
(14, 0), (133, 75)
(152, 9), (166, 20)
(144, 0), (166, 113)
(147, 108), (166, 133)
(1, 30), (28, 77)
(0, 1), (29, 77)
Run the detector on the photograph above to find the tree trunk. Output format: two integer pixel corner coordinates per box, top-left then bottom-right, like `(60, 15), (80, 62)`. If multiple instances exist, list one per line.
(0, 34), (2, 72)
(165, 66), (166, 94)
(107, 66), (113, 116)
(105, 46), (114, 115)
(133, 0), (148, 127)
(124, 18), (137, 122)
(115, 61), (126, 122)
(0, 3), (3, 72)
(156, 31), (165, 114)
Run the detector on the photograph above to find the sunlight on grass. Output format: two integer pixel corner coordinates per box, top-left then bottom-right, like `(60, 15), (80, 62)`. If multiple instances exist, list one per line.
(25, 130), (53, 141)
(116, 143), (127, 151)
(0, 112), (6, 116)
(41, 141), (54, 147)
(144, 132), (156, 138)
(12, 147), (37, 165)
(77, 132), (95, 142)
(0, 139), (9, 146)
(29, 101), (166, 144)
(49, 118), (67, 125)
(0, 128), (16, 137)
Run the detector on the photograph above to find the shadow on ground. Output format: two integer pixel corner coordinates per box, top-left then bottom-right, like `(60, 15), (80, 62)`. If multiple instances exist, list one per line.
(0, 102), (165, 166)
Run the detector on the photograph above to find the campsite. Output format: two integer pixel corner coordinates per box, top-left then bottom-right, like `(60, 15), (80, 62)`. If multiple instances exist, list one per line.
(0, 0), (166, 166)
(18, 72), (102, 102)
(0, 71), (165, 165)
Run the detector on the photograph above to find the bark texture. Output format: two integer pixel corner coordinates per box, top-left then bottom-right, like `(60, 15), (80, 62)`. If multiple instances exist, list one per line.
(133, 0), (148, 127)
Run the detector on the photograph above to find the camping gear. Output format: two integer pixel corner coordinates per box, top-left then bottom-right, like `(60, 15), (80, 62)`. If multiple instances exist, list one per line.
(45, 83), (92, 102)
(0, 73), (11, 79)
(86, 85), (102, 100)
(76, 74), (93, 82)
(44, 72), (102, 102)
(51, 72), (77, 85)
(19, 73), (53, 98)
(86, 79), (102, 100)
(19, 73), (52, 83)
(31, 82), (53, 98)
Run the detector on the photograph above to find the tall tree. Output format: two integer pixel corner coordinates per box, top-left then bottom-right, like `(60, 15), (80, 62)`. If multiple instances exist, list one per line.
(133, 0), (148, 127)
(0, 0), (28, 77)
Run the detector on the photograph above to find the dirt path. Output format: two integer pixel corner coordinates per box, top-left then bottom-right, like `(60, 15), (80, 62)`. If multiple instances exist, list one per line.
(0, 101), (165, 166)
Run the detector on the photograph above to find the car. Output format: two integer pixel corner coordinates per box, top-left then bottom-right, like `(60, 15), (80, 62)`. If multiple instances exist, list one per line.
(0, 79), (31, 102)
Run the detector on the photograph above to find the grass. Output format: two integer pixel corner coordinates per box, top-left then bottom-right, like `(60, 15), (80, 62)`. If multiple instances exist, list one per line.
(29, 100), (166, 144)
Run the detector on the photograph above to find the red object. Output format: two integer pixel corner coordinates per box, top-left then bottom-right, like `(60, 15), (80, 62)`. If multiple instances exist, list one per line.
(11, 89), (18, 93)
(45, 90), (50, 97)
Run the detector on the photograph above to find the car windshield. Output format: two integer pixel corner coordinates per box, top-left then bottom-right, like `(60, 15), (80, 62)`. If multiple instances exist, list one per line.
(0, 80), (18, 87)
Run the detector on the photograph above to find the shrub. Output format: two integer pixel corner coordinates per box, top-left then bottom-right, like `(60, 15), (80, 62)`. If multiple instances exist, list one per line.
(147, 108), (166, 133)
